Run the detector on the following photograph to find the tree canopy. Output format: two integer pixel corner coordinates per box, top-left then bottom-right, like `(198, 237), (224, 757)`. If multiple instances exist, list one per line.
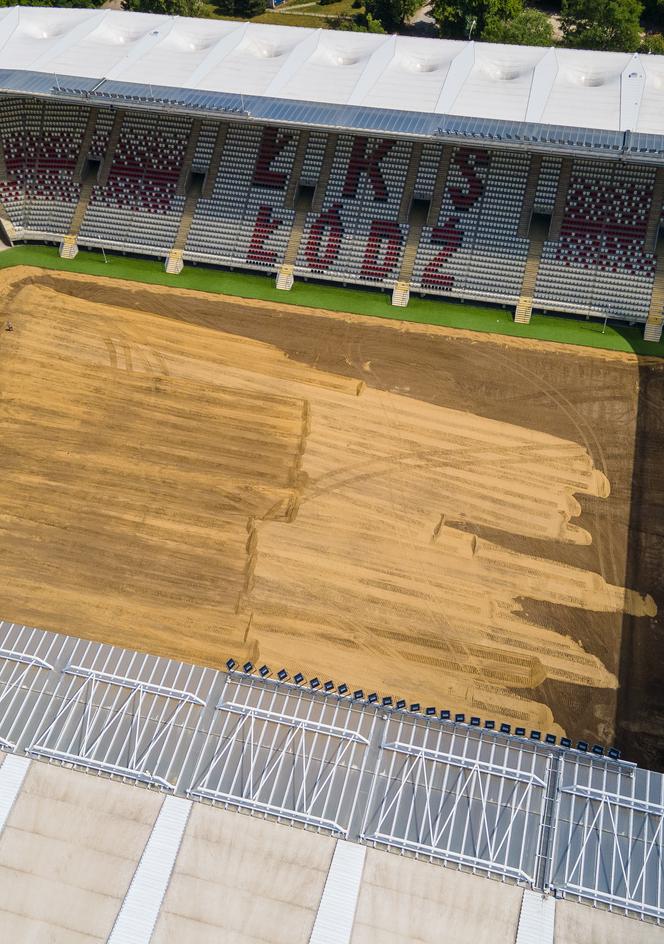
(430, 0), (523, 40)
(559, 0), (643, 51)
(122, 0), (206, 14)
(365, 0), (419, 30)
(481, 6), (554, 44)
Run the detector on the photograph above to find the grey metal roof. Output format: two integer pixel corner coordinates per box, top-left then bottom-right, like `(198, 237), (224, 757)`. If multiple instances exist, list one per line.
(3, 70), (662, 161)
(0, 619), (662, 921)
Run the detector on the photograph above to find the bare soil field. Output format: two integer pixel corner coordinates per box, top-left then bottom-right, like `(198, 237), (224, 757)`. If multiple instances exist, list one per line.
(0, 266), (661, 756)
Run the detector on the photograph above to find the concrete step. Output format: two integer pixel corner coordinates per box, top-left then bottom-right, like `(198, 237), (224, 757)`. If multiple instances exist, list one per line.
(165, 249), (184, 274)
(59, 234), (78, 260)
(391, 281), (410, 307)
(645, 167), (664, 252)
(69, 171), (97, 237)
(515, 217), (548, 324)
(280, 204), (309, 275)
(514, 297), (533, 324)
(275, 264), (294, 291)
(645, 245), (664, 341)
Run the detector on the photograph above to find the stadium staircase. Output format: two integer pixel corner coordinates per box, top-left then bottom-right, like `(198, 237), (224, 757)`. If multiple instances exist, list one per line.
(276, 188), (310, 290)
(645, 167), (664, 252)
(201, 123), (228, 199)
(73, 107), (98, 182)
(311, 133), (339, 213)
(0, 136), (7, 182)
(59, 163), (97, 259)
(645, 243), (664, 341)
(176, 119), (201, 196)
(284, 130), (309, 209)
(0, 202), (15, 245)
(518, 154), (542, 238)
(165, 174), (203, 273)
(398, 142), (423, 223)
(98, 110), (125, 187)
(515, 216), (548, 324)
(427, 145), (453, 225)
(392, 200), (428, 307)
(548, 158), (572, 240)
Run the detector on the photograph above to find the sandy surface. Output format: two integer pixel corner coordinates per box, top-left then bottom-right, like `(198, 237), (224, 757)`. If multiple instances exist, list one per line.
(0, 266), (660, 748)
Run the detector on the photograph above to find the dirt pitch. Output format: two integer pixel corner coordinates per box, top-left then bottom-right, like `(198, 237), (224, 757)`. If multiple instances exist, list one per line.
(0, 266), (662, 759)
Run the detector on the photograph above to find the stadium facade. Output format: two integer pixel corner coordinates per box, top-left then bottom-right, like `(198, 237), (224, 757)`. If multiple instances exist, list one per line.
(0, 8), (662, 336)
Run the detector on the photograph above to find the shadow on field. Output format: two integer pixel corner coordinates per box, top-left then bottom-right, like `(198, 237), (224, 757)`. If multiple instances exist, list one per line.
(618, 355), (664, 770)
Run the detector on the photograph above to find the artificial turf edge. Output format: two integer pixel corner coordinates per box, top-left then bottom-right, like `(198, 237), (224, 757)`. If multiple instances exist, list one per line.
(1, 243), (662, 358)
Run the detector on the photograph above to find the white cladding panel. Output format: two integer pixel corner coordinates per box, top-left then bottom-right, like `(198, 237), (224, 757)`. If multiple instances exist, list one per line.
(0, 7), (661, 134)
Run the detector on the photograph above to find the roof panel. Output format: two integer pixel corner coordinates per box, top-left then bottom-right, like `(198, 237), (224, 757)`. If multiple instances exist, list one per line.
(0, 8), (662, 143)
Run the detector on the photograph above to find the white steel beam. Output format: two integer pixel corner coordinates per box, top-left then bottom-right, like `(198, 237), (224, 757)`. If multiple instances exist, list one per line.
(516, 890), (555, 944)
(221, 701), (370, 743)
(108, 795), (191, 944)
(0, 647), (53, 671)
(310, 840), (366, 944)
(0, 7), (21, 58)
(347, 35), (397, 107)
(382, 739), (547, 786)
(264, 29), (323, 99)
(64, 664), (205, 705)
(434, 41), (474, 115)
(561, 783), (664, 816)
(620, 53), (646, 132)
(525, 48), (559, 124)
(0, 754), (30, 834)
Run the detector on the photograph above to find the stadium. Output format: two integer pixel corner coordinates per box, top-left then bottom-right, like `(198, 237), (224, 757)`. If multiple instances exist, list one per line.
(0, 4), (662, 943)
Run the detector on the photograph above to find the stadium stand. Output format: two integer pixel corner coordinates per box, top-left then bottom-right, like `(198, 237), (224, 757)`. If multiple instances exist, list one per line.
(0, 8), (663, 339)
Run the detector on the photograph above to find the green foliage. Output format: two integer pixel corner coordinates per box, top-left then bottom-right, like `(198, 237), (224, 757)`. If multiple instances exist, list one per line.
(641, 31), (664, 51)
(481, 7), (554, 44)
(207, 0), (266, 14)
(366, 0), (419, 29)
(328, 11), (386, 29)
(123, 0), (205, 14)
(560, 0), (643, 51)
(430, 0), (522, 40)
(0, 0), (105, 6)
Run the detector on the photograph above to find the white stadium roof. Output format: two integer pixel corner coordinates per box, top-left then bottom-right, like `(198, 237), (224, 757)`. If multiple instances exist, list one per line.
(0, 7), (663, 157)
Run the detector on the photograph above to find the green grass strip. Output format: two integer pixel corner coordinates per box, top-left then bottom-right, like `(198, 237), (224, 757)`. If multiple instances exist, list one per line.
(1, 243), (661, 357)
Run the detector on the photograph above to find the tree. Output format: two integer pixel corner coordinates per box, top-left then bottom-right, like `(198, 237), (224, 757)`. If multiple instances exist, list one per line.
(560, 0), (643, 52)
(328, 11), (386, 30)
(123, 0), (205, 14)
(481, 7), (554, 44)
(641, 31), (664, 52)
(430, 0), (522, 40)
(366, 0), (419, 30)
